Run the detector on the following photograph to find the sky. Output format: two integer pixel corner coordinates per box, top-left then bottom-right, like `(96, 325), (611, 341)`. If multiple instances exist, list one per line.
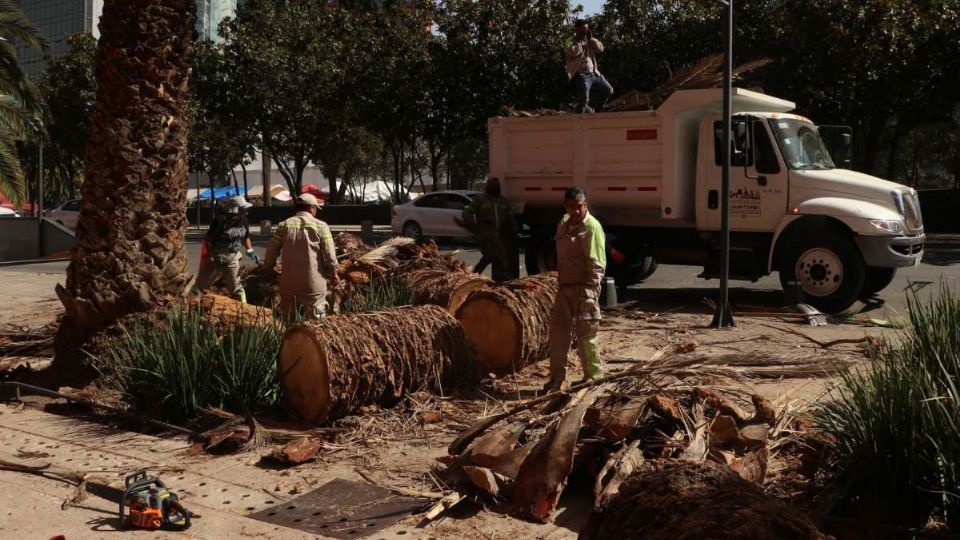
(577, 0), (604, 15)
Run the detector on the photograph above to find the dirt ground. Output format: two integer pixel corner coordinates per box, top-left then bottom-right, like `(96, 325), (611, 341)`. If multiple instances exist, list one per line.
(0, 276), (894, 538)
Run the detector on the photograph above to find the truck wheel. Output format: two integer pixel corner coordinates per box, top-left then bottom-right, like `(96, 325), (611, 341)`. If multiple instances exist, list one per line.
(525, 235), (556, 275)
(778, 233), (866, 313)
(862, 268), (897, 297)
(612, 256), (658, 290)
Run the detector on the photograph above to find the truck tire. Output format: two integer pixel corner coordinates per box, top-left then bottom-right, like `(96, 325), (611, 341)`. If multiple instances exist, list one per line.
(862, 267), (897, 297)
(778, 233), (866, 313)
(525, 235), (556, 275)
(611, 256), (658, 290)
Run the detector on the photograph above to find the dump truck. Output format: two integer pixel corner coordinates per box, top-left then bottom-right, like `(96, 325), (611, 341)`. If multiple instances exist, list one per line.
(490, 88), (925, 312)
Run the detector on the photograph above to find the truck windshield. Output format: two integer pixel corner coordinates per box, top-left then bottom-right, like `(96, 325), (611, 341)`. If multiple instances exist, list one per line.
(768, 119), (835, 170)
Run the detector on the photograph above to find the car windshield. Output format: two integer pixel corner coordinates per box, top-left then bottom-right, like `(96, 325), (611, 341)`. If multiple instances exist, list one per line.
(768, 119), (835, 170)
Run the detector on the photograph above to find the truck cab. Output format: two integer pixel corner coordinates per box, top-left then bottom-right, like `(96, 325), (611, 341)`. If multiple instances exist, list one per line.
(492, 88), (924, 312)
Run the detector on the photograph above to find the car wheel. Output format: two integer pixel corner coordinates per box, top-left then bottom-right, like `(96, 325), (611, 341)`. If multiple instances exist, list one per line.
(778, 233), (865, 313)
(862, 267), (897, 297)
(401, 220), (422, 239)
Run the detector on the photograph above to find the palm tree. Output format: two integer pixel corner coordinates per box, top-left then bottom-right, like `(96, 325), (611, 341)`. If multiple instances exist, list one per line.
(0, 0), (47, 206)
(55, 0), (196, 351)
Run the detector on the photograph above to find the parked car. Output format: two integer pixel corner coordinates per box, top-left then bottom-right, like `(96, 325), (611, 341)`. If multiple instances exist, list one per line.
(48, 199), (81, 229)
(0, 207), (20, 218)
(391, 190), (481, 239)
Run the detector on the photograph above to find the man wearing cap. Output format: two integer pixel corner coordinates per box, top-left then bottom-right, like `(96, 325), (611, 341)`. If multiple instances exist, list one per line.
(193, 196), (259, 303)
(261, 194), (339, 320)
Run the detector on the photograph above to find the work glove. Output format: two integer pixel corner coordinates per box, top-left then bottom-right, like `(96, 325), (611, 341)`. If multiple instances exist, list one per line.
(246, 249), (261, 264)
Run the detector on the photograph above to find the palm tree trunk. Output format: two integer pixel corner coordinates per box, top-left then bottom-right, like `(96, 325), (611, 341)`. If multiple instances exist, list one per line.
(56, 0), (195, 358)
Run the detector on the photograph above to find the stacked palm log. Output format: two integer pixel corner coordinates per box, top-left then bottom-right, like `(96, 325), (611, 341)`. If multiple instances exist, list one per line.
(279, 305), (479, 423)
(439, 352), (830, 535)
(391, 269), (490, 314)
(186, 294), (274, 328)
(455, 273), (559, 375)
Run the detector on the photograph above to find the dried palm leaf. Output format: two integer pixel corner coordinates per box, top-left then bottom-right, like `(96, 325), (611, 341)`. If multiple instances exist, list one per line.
(358, 237), (415, 265)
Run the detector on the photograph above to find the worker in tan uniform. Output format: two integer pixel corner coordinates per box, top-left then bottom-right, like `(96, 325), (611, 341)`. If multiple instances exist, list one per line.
(544, 187), (607, 392)
(261, 194), (339, 320)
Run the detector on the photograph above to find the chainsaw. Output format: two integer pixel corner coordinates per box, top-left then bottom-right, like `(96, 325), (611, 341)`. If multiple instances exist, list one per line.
(120, 470), (192, 531)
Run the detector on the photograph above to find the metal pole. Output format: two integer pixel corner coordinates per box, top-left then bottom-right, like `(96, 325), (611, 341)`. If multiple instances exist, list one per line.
(711, 0), (735, 328)
(38, 142), (44, 258)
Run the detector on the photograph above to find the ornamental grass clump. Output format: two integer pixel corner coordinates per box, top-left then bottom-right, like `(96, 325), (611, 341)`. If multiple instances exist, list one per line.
(340, 276), (415, 314)
(817, 285), (960, 527)
(95, 308), (282, 422)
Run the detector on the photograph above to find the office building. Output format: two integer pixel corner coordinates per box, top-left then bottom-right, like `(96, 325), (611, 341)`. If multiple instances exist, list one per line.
(13, 0), (103, 80)
(196, 0), (240, 42)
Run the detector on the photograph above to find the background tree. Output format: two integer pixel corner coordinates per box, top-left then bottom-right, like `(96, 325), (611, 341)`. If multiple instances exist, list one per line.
(19, 32), (97, 206)
(0, 0), (48, 206)
(188, 40), (256, 194)
(56, 0), (196, 351)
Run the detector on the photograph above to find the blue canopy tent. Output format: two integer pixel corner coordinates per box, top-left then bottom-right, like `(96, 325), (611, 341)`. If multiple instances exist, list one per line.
(197, 185), (248, 201)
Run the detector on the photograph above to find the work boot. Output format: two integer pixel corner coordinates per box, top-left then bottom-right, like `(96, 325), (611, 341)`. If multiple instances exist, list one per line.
(542, 379), (568, 393)
(575, 374), (604, 386)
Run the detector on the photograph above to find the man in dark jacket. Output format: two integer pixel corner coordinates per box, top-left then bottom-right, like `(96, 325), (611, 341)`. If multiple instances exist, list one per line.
(462, 177), (519, 282)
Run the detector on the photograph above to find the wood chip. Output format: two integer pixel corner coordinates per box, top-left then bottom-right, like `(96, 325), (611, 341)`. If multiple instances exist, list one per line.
(730, 446), (769, 484)
(463, 465), (502, 497)
(708, 415), (741, 448)
(647, 394), (683, 424)
(739, 424), (769, 449)
(594, 441), (644, 509)
(694, 388), (750, 424)
(584, 398), (645, 442)
(268, 437), (324, 465)
(750, 395), (777, 425)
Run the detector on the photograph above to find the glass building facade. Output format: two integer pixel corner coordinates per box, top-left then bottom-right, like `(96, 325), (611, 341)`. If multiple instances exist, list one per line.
(196, 0), (240, 43)
(13, 0), (103, 80)
(13, 0), (241, 79)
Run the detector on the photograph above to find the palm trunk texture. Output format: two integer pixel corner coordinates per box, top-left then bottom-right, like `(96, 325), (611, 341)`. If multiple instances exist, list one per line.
(56, 0), (195, 360)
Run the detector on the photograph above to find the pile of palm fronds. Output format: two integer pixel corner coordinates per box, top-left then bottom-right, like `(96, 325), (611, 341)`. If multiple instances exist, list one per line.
(92, 307), (282, 422)
(605, 54), (772, 111)
(817, 285), (960, 527)
(440, 350), (819, 524)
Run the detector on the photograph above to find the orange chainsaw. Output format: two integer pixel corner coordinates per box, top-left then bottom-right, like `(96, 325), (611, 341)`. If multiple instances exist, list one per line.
(120, 470), (191, 531)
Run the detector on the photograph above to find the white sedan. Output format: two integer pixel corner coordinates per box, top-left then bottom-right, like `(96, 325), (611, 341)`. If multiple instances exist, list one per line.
(47, 199), (81, 229)
(391, 190), (481, 239)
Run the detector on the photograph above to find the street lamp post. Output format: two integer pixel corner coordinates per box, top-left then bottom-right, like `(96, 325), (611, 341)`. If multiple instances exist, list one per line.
(711, 0), (735, 328)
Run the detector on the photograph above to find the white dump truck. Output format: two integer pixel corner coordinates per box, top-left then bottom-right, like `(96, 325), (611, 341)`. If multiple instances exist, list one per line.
(489, 88), (924, 312)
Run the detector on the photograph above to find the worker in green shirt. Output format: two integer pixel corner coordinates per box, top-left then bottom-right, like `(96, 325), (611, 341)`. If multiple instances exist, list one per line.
(462, 177), (519, 282)
(544, 187), (607, 392)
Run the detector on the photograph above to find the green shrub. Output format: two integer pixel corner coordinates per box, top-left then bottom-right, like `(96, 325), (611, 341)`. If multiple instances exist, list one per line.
(818, 286), (960, 526)
(95, 308), (282, 422)
(340, 276), (415, 314)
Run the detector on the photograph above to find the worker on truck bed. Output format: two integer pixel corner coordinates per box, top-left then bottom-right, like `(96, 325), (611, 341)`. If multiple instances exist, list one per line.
(193, 196), (259, 303)
(564, 19), (613, 114)
(261, 194), (340, 320)
(462, 177), (519, 282)
(544, 187), (607, 392)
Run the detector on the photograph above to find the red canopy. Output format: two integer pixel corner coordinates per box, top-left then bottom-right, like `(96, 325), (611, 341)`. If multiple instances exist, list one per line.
(301, 184), (329, 200)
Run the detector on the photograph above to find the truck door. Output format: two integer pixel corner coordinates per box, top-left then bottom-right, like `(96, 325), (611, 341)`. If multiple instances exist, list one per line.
(703, 116), (789, 232)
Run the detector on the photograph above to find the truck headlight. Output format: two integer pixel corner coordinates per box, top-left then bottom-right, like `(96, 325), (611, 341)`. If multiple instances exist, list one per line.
(891, 191), (906, 215)
(870, 219), (904, 234)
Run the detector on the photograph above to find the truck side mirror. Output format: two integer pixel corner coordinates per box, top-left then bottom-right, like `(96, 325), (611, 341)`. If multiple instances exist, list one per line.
(839, 133), (853, 169)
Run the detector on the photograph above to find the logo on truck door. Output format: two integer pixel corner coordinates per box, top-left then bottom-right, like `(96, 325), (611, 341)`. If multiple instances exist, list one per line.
(730, 189), (761, 217)
(626, 129), (658, 141)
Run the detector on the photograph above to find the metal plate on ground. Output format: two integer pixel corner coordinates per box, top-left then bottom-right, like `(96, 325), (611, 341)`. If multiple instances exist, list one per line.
(247, 478), (428, 539)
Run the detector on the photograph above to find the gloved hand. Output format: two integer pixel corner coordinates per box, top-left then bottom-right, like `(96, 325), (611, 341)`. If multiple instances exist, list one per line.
(246, 249), (261, 264)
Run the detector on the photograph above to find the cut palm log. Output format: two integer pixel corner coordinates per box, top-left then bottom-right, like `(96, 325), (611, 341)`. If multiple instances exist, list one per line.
(392, 268), (491, 314)
(588, 460), (828, 540)
(455, 273), (559, 375)
(187, 294), (274, 328)
(279, 305), (478, 423)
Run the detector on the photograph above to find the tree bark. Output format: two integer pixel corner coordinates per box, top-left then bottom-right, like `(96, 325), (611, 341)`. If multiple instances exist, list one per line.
(586, 460), (828, 540)
(56, 0), (195, 361)
(279, 305), (479, 423)
(455, 273), (559, 375)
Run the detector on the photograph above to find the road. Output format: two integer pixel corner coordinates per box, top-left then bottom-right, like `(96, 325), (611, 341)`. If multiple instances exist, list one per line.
(1, 238), (958, 320)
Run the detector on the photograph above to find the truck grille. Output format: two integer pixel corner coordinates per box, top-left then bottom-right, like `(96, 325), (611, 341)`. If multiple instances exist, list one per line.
(904, 191), (923, 234)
